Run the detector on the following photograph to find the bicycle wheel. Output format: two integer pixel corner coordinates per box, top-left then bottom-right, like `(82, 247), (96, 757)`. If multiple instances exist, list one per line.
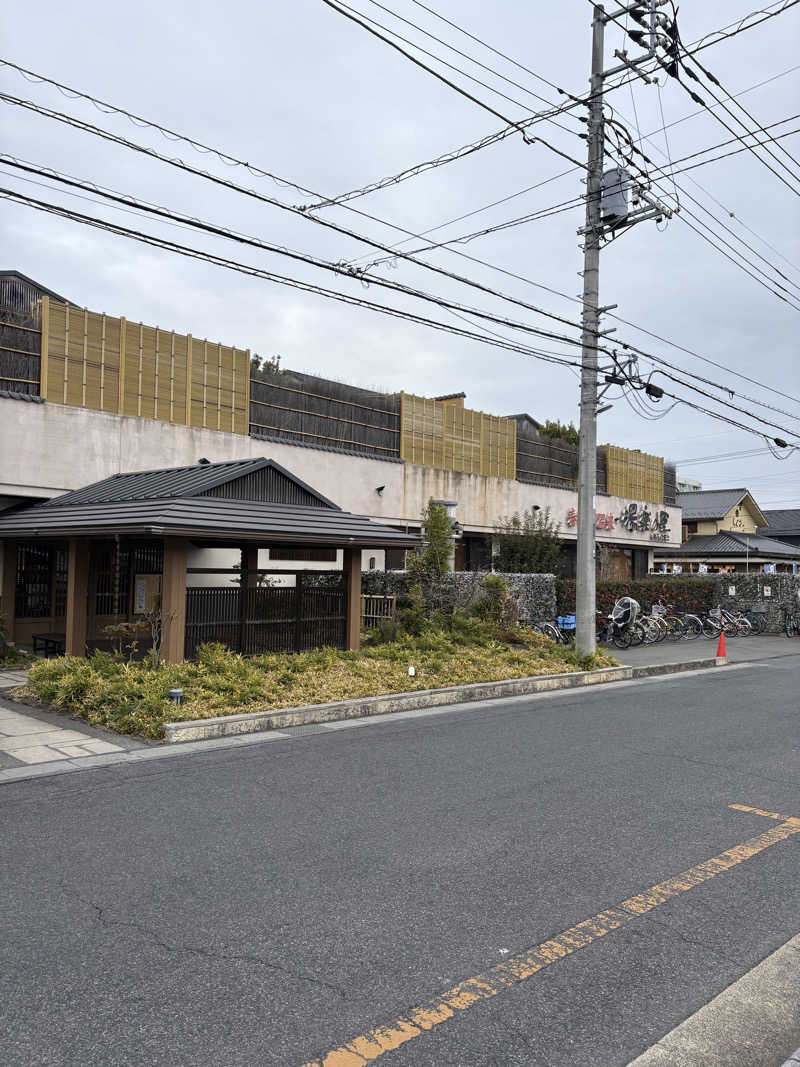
(702, 617), (722, 639)
(785, 614), (796, 638)
(612, 626), (632, 649)
(737, 617), (752, 637)
(537, 622), (560, 643)
(664, 615), (684, 641)
(682, 615), (703, 641)
(629, 622), (646, 647)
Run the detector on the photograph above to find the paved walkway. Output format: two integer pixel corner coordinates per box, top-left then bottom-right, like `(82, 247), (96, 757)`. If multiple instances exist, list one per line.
(0, 668), (29, 691)
(0, 691), (146, 773)
(614, 633), (798, 668)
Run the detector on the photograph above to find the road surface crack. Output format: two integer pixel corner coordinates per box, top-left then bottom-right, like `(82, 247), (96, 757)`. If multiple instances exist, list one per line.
(60, 882), (346, 998)
(633, 910), (743, 969)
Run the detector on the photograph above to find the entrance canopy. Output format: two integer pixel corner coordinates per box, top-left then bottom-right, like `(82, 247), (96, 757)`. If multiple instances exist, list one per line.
(0, 458), (418, 660)
(0, 457), (415, 548)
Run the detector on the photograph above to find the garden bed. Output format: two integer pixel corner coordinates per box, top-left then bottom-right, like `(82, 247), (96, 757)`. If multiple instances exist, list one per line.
(16, 625), (616, 740)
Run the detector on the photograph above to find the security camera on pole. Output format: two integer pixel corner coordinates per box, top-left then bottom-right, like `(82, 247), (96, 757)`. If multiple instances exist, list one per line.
(576, 1), (675, 654)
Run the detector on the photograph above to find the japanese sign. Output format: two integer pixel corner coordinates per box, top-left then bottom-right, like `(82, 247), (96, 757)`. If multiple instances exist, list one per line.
(565, 502), (672, 540)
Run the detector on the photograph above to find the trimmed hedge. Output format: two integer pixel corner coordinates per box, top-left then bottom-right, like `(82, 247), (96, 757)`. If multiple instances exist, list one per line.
(556, 577), (717, 617)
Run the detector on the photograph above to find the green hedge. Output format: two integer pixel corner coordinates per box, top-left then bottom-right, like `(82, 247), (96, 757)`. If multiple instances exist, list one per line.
(556, 577), (716, 617)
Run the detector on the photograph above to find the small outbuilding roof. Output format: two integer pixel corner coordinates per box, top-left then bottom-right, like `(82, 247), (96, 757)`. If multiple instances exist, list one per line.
(0, 458), (418, 548)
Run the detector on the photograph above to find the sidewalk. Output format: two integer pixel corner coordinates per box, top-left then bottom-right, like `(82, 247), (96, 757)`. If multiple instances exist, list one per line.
(615, 633), (798, 668)
(0, 692), (146, 773)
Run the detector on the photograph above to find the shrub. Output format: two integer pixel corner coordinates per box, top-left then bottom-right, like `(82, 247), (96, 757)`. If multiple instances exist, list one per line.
(556, 577), (716, 617)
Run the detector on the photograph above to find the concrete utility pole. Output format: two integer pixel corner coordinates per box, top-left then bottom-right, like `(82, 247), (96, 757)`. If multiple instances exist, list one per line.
(576, 5), (606, 654)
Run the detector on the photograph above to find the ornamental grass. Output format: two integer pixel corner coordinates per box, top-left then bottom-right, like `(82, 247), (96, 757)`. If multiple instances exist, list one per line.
(17, 623), (616, 741)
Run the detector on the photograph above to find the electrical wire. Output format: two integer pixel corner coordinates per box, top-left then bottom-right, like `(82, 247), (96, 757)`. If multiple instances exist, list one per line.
(407, 0), (581, 101)
(5, 183), (794, 450)
(0, 157), (595, 352)
(319, 0), (587, 168)
(359, 0), (585, 120)
(0, 185), (593, 371)
(3, 67), (798, 423)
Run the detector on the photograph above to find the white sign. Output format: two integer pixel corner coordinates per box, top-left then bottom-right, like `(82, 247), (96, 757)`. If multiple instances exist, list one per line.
(763, 563), (776, 574)
(763, 586), (772, 597)
(728, 585), (736, 596)
(672, 564), (682, 574)
(698, 563), (708, 574)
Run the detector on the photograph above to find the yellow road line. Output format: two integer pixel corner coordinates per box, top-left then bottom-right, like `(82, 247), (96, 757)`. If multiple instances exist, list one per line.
(301, 809), (800, 1067)
(729, 803), (795, 822)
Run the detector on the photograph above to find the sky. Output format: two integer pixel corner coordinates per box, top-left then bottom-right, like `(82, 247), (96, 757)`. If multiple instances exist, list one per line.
(1, 0), (799, 511)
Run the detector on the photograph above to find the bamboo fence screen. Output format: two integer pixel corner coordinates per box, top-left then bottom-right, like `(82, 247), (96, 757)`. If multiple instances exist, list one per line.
(399, 392), (516, 479)
(40, 297), (250, 433)
(602, 444), (664, 503)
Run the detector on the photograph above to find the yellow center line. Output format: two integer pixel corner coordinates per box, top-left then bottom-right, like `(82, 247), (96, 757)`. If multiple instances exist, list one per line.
(301, 806), (800, 1067)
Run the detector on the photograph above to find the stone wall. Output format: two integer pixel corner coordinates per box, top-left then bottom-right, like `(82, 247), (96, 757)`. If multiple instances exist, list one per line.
(361, 570), (557, 622)
(710, 573), (800, 633)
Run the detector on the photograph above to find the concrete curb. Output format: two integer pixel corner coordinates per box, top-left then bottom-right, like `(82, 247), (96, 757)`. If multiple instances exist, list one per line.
(164, 666), (633, 742)
(626, 933), (800, 1066)
(163, 655), (729, 743)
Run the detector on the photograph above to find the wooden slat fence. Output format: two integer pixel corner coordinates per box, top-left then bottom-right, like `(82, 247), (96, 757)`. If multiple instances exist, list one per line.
(185, 580), (346, 659)
(361, 594), (396, 629)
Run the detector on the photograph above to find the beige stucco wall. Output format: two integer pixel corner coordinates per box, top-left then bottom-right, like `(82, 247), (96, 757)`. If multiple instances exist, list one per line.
(0, 397), (682, 553)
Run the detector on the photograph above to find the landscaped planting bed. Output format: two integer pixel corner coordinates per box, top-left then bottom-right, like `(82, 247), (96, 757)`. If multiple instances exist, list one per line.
(17, 625), (616, 740)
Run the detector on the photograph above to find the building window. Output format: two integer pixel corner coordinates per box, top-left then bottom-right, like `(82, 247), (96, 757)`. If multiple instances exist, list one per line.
(368, 556), (376, 570)
(15, 544), (52, 618)
(686, 522), (697, 534)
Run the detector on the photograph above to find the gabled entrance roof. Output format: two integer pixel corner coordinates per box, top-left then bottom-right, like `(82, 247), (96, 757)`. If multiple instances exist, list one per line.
(0, 458), (418, 548)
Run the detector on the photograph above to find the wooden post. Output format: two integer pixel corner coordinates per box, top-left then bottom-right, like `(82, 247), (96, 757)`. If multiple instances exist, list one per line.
(1, 540), (17, 643)
(185, 335), (193, 426)
(294, 571), (305, 653)
(238, 545), (259, 653)
(343, 544), (362, 652)
(39, 297), (49, 400)
(243, 545), (259, 588)
(118, 317), (127, 415)
(161, 538), (188, 663)
(65, 538), (90, 657)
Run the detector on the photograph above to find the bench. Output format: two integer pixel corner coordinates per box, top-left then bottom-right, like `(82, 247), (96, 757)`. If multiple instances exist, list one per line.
(32, 633), (66, 657)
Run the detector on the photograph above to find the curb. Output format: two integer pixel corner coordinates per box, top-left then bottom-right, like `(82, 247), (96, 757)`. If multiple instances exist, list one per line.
(164, 666), (633, 742)
(162, 656), (729, 744)
(626, 933), (800, 1066)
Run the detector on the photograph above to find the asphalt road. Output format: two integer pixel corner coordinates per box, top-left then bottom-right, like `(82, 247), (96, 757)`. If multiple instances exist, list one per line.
(2, 655), (799, 1067)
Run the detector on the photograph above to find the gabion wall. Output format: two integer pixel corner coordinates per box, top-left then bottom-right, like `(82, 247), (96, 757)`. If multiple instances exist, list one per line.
(710, 573), (800, 633)
(361, 570), (557, 622)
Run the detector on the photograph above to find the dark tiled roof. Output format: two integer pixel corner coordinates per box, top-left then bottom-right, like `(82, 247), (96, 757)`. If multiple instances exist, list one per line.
(676, 488), (749, 520)
(0, 389), (45, 404)
(40, 458), (338, 510)
(655, 531), (800, 558)
(758, 508), (800, 536)
(0, 496), (418, 547)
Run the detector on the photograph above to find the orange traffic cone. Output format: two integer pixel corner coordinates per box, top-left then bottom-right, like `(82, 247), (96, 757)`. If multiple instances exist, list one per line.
(716, 630), (727, 662)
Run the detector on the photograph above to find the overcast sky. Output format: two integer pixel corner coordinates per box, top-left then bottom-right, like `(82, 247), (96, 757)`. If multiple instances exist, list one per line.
(2, 0), (798, 508)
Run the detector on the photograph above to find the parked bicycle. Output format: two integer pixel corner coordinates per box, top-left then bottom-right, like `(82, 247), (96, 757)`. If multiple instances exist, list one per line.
(596, 597), (642, 649)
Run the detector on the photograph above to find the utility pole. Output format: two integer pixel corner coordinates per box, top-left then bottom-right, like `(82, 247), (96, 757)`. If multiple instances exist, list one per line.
(575, 5), (605, 654)
(575, 0), (674, 654)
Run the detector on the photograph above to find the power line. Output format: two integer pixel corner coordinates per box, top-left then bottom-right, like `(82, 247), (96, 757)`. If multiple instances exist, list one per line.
(359, 0), (584, 118)
(607, 130), (800, 307)
(407, 0), (580, 101)
(318, 0), (586, 168)
(0, 90), (596, 342)
(0, 157), (595, 353)
(0, 186), (592, 370)
(6, 183), (794, 449)
(3, 72), (798, 426)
